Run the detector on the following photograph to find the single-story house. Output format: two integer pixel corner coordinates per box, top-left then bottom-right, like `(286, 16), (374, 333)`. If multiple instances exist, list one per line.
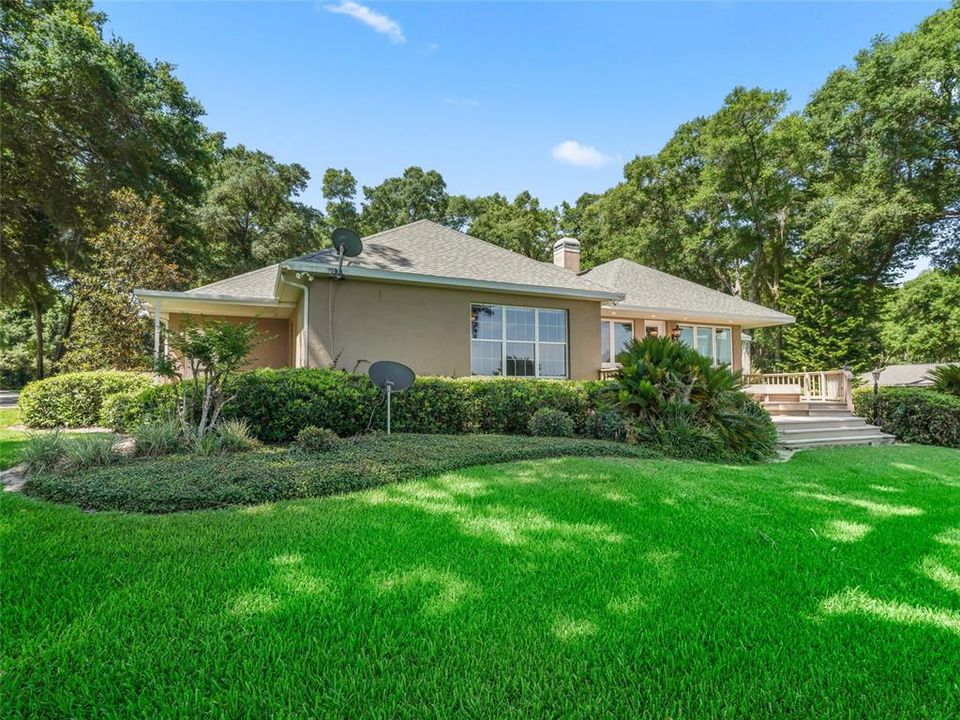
(136, 220), (794, 380)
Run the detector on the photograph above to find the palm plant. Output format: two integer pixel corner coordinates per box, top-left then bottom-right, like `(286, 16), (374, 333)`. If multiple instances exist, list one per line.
(928, 364), (960, 397)
(601, 336), (776, 461)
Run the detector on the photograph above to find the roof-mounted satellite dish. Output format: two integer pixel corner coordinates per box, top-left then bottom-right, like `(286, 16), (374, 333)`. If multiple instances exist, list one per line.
(331, 227), (362, 279)
(369, 360), (416, 434)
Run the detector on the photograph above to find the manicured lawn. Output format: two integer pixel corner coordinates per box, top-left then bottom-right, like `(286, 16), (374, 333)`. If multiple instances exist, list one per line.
(2, 445), (959, 718)
(0, 408), (27, 470)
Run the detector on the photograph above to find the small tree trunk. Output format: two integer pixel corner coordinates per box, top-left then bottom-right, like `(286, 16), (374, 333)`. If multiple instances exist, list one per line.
(30, 292), (45, 379)
(51, 294), (77, 369)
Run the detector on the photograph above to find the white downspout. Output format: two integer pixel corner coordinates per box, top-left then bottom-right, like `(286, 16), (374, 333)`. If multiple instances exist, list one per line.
(280, 272), (312, 368)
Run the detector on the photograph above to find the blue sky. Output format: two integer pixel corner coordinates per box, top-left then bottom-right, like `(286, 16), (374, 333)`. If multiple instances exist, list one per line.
(100, 2), (945, 226)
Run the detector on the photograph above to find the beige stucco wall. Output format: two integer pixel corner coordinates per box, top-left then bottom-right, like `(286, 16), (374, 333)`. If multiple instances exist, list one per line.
(166, 314), (291, 375)
(303, 277), (604, 380)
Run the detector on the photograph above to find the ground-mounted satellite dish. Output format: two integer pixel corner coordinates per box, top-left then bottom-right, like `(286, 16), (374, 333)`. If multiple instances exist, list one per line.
(369, 360), (416, 434)
(331, 228), (363, 278)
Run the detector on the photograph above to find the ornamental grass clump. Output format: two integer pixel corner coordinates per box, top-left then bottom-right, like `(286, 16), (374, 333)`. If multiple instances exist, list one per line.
(63, 434), (116, 472)
(19, 432), (68, 474)
(601, 336), (776, 461)
(132, 418), (183, 457)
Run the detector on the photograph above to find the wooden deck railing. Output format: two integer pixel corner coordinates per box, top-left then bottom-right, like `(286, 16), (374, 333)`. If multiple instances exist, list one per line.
(599, 367), (620, 382)
(742, 369), (853, 410)
(600, 366), (854, 411)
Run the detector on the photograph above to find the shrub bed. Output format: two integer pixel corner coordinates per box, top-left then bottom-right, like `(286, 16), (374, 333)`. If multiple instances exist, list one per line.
(23, 433), (660, 513)
(853, 386), (960, 448)
(106, 369), (603, 441)
(19, 371), (153, 428)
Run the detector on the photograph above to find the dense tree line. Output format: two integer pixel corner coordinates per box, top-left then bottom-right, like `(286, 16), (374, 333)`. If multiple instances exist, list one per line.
(563, 4), (959, 370)
(1, 0), (957, 386)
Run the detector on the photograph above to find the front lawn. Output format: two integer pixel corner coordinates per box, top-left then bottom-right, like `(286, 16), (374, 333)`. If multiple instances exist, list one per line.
(2, 444), (958, 718)
(0, 408), (26, 470)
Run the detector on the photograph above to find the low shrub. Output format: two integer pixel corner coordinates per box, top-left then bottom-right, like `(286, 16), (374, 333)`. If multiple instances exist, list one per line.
(19, 371), (153, 428)
(296, 426), (340, 453)
(19, 432), (67, 474)
(63, 434), (116, 472)
(220, 369), (598, 442)
(630, 403), (721, 460)
(23, 433), (661, 513)
(528, 408), (574, 437)
(214, 419), (259, 453)
(102, 384), (178, 431)
(585, 409), (628, 442)
(131, 418), (183, 457)
(853, 386), (960, 448)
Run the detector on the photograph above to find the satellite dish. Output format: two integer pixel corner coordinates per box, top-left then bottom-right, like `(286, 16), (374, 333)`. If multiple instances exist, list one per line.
(331, 228), (363, 278)
(332, 228), (363, 258)
(369, 360), (416, 434)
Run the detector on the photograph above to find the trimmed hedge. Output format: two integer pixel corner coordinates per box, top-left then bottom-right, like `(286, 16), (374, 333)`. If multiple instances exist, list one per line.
(19, 371), (153, 428)
(23, 433), (660, 513)
(853, 386), (960, 449)
(105, 369), (604, 442)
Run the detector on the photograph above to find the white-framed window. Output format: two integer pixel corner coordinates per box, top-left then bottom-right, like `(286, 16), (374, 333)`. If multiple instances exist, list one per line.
(601, 319), (634, 366)
(470, 304), (568, 378)
(677, 324), (733, 366)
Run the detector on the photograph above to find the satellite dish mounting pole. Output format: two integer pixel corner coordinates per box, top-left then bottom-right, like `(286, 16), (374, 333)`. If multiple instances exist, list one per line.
(335, 245), (346, 279)
(385, 379), (394, 434)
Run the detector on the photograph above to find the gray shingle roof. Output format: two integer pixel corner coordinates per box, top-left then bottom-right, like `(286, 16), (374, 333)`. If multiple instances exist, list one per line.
(581, 258), (793, 325)
(290, 220), (620, 299)
(186, 264), (279, 299)
(859, 363), (948, 387)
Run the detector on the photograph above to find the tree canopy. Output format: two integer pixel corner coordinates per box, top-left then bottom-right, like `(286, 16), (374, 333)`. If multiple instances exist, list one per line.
(1, 0), (958, 385)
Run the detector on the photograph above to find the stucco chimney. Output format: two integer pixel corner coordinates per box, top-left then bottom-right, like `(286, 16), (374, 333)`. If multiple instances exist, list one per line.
(553, 237), (581, 273)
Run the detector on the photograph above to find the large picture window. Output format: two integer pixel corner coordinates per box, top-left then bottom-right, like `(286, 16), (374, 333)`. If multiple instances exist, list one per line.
(470, 304), (568, 378)
(677, 324), (733, 366)
(601, 319), (634, 366)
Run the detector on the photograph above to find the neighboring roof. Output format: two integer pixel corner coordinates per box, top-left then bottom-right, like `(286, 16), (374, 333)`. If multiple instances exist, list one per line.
(185, 264), (280, 300)
(285, 220), (623, 301)
(582, 258), (794, 328)
(859, 363), (949, 387)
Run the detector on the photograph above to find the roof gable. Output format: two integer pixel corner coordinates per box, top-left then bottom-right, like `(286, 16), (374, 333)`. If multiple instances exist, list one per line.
(186, 264), (280, 299)
(290, 220), (619, 299)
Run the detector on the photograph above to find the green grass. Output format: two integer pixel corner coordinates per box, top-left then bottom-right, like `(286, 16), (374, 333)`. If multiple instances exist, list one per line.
(23, 433), (659, 513)
(0, 408), (27, 470)
(2, 444), (958, 718)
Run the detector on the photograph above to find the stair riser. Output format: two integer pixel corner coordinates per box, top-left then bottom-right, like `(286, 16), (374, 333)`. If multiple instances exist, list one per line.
(779, 428), (880, 438)
(779, 430), (883, 443)
(783, 438), (895, 449)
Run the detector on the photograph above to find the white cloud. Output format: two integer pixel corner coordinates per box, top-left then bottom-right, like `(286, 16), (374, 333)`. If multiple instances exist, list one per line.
(426, 42), (440, 52)
(325, 2), (405, 43)
(445, 98), (480, 107)
(551, 140), (613, 168)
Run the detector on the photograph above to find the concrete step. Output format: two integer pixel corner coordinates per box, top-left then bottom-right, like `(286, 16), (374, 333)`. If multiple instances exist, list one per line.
(781, 434), (895, 449)
(763, 402), (850, 417)
(771, 410), (895, 448)
(773, 417), (874, 432)
(778, 425), (883, 439)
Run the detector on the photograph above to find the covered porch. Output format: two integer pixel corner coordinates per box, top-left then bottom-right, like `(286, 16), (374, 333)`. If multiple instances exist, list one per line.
(136, 290), (299, 374)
